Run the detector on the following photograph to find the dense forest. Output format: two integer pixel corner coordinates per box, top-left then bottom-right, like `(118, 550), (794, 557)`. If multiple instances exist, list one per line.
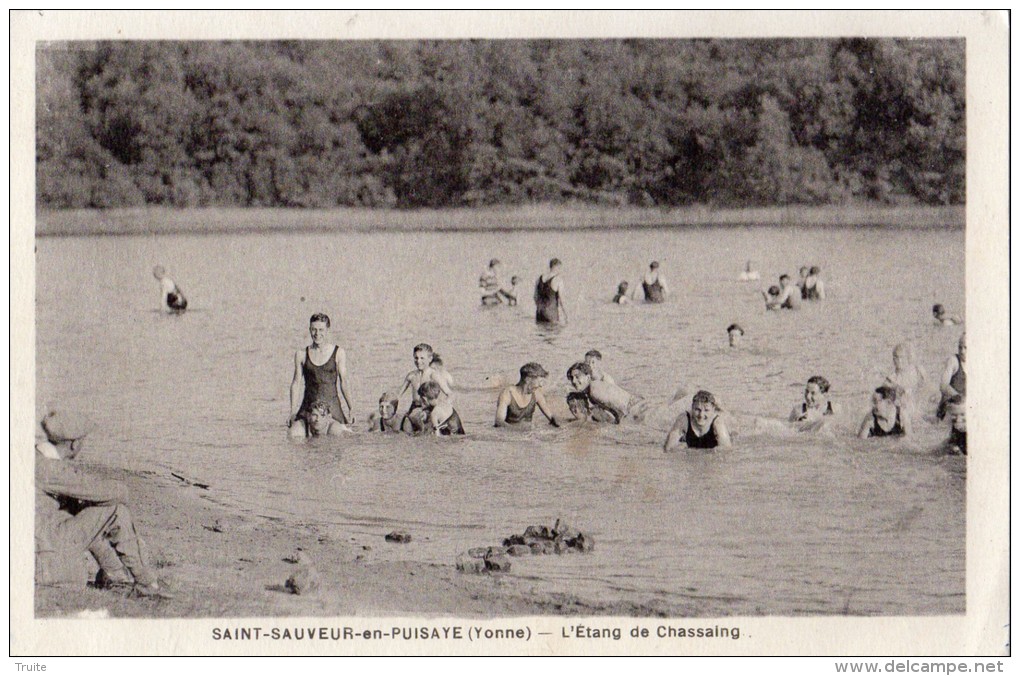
(36, 39), (964, 209)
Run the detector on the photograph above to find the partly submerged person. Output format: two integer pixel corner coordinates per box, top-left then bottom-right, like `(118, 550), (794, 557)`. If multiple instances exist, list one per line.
(932, 304), (962, 326)
(583, 349), (616, 386)
(664, 390), (732, 450)
(613, 281), (632, 305)
(858, 385), (910, 439)
(479, 259), (504, 306)
(368, 392), (403, 433)
(289, 313), (354, 438)
(727, 323), (744, 348)
(776, 274), (802, 310)
(501, 276), (521, 306)
(937, 333), (966, 419)
(883, 342), (927, 421)
(739, 260), (760, 282)
(534, 258), (568, 325)
(494, 362), (560, 427)
(802, 266), (826, 301)
(153, 265), (187, 313)
(566, 362), (647, 424)
(641, 261), (668, 303)
(789, 376), (839, 432)
(399, 343), (451, 434)
(419, 381), (465, 436)
(302, 401), (349, 438)
(941, 396), (966, 455)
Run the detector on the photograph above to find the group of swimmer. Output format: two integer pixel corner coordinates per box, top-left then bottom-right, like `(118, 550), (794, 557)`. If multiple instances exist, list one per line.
(760, 264), (825, 311)
(282, 303), (966, 455)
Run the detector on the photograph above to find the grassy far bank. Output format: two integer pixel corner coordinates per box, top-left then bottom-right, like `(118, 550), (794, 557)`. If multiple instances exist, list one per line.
(35, 204), (965, 237)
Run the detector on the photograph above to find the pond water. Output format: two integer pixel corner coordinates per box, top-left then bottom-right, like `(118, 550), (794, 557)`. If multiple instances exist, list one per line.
(35, 222), (965, 615)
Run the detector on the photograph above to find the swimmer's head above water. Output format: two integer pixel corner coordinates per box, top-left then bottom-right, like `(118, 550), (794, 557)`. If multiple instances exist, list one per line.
(413, 343), (434, 370)
(152, 265), (166, 280)
(518, 362), (549, 390)
(567, 361), (593, 391)
(726, 324), (744, 347)
(417, 380), (442, 405)
(378, 392), (399, 419)
(650, 261), (659, 270)
(308, 313), (331, 345)
(307, 401), (334, 435)
(804, 376), (830, 408)
(690, 390), (721, 427)
(871, 385), (902, 417)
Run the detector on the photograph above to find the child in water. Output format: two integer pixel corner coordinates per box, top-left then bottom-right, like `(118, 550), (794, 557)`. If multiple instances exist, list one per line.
(727, 324), (744, 348)
(152, 265), (187, 313)
(789, 376), (839, 432)
(583, 350), (616, 385)
(858, 385), (911, 438)
(884, 342), (926, 421)
(613, 281), (632, 304)
(368, 392), (403, 433)
(664, 390), (732, 450)
(932, 304), (962, 326)
(418, 381), (465, 436)
(399, 343), (451, 433)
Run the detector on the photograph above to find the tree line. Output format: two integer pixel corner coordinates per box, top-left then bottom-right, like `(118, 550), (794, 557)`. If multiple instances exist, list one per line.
(36, 39), (964, 210)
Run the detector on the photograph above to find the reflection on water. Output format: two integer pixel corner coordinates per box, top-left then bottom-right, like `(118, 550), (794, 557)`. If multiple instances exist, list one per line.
(36, 224), (965, 615)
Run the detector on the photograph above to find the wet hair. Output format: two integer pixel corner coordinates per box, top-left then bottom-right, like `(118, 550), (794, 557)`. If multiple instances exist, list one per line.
(549, 258), (562, 268)
(413, 343), (434, 356)
(809, 266), (821, 275)
(932, 304), (945, 314)
(726, 324), (744, 335)
(617, 281), (629, 292)
(650, 261), (659, 269)
(691, 390), (719, 409)
(567, 362), (592, 379)
(807, 376), (830, 393)
(310, 400), (331, 416)
(418, 381), (442, 400)
(430, 353), (444, 367)
(567, 392), (591, 416)
(584, 349), (603, 361)
(768, 285), (781, 296)
(874, 385), (900, 404)
(779, 274), (791, 283)
(309, 313), (331, 327)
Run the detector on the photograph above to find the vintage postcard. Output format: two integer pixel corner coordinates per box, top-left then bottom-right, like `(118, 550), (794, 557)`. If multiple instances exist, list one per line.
(10, 10), (1009, 658)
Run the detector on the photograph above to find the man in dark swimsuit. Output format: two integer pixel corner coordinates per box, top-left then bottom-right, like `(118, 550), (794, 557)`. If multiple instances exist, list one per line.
(858, 385), (910, 438)
(641, 261), (668, 303)
(495, 362), (560, 427)
(534, 258), (567, 325)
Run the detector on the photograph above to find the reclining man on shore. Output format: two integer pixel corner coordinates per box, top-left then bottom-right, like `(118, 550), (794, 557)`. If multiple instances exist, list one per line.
(35, 410), (172, 599)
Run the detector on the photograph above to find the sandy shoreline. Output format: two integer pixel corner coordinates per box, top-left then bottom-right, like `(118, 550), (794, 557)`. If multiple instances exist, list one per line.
(35, 204), (965, 238)
(36, 463), (686, 619)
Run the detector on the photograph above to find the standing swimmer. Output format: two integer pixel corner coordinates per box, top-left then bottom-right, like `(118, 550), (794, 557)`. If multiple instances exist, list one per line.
(288, 313), (354, 438)
(534, 258), (568, 325)
(641, 261), (669, 303)
(152, 265), (187, 313)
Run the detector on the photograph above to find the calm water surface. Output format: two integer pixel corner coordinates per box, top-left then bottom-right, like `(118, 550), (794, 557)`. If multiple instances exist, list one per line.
(36, 224), (965, 615)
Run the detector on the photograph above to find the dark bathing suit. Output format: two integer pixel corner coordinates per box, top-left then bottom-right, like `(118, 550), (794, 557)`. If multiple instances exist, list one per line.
(534, 275), (560, 324)
(167, 291), (187, 311)
(802, 281), (821, 301)
(868, 410), (904, 438)
(948, 428), (967, 455)
(298, 346), (347, 424)
(684, 412), (719, 449)
(504, 391), (537, 424)
(795, 401), (834, 422)
(937, 357), (966, 419)
(436, 409), (466, 436)
(642, 277), (665, 303)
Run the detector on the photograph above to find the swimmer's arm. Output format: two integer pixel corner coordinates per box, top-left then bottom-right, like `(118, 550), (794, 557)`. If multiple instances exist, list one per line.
(816, 280), (825, 300)
(533, 390), (560, 427)
(336, 349), (355, 422)
(494, 390), (511, 427)
(713, 419), (732, 448)
(428, 409), (442, 436)
(900, 413), (912, 436)
(552, 277), (568, 324)
(663, 413), (688, 452)
(326, 422), (347, 437)
(788, 405), (803, 423)
(857, 415), (873, 439)
(289, 350), (304, 423)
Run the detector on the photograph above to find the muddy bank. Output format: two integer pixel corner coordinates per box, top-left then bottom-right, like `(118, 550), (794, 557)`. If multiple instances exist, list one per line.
(35, 204), (965, 238)
(35, 464), (689, 619)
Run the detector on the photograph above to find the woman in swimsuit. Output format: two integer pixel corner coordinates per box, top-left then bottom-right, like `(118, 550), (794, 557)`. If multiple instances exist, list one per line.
(534, 258), (567, 325)
(664, 390), (732, 451)
(937, 333), (966, 419)
(641, 261), (668, 303)
(288, 313), (354, 438)
(858, 385), (910, 438)
(419, 381), (465, 436)
(494, 362), (560, 427)
(789, 376), (839, 432)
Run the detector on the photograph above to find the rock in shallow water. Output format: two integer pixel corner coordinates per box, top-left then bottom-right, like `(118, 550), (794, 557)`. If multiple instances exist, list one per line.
(285, 566), (319, 595)
(385, 531), (412, 543)
(456, 554), (486, 573)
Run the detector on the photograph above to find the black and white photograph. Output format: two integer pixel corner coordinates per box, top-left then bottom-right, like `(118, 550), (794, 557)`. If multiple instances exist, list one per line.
(11, 10), (1009, 659)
